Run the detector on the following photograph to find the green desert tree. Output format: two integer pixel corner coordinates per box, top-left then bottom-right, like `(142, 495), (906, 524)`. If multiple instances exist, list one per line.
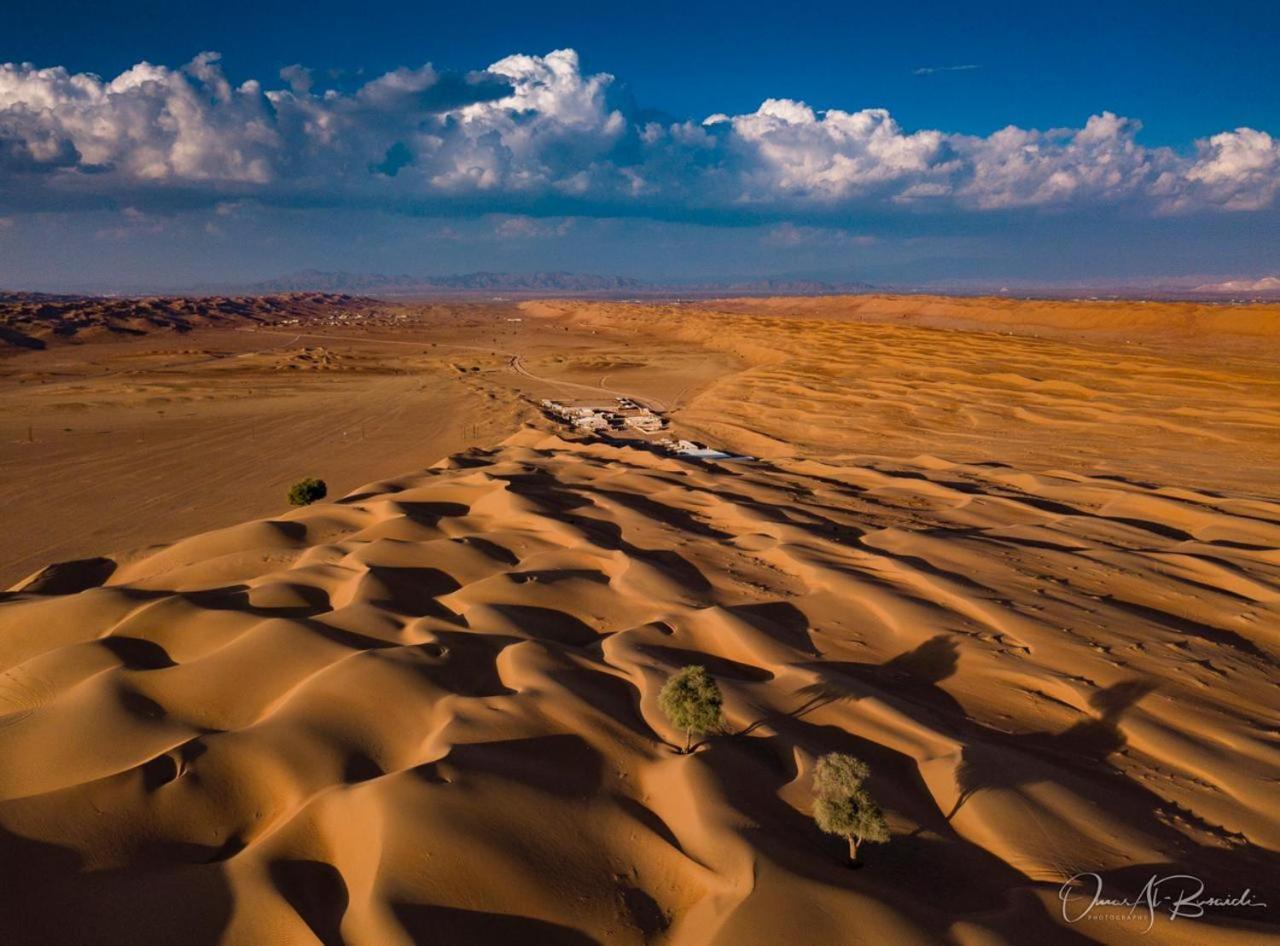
(659, 665), (723, 753)
(288, 477), (327, 506)
(812, 752), (890, 864)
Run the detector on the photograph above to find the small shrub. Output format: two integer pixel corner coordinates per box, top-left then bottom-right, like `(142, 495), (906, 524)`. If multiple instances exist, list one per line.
(659, 665), (723, 753)
(812, 752), (889, 864)
(288, 477), (327, 506)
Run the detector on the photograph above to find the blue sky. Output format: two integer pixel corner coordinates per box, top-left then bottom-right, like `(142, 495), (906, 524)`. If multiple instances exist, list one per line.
(0, 1), (1277, 290)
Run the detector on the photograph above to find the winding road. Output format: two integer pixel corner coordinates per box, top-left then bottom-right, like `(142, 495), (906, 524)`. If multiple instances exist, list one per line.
(246, 328), (668, 412)
(505, 354), (667, 412)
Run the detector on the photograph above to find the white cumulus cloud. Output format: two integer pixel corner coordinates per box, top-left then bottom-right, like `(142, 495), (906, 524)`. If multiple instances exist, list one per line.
(0, 48), (1275, 219)
(1182, 128), (1280, 210)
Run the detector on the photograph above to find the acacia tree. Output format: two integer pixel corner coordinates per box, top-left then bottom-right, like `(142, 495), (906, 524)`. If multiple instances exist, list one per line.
(288, 477), (327, 506)
(812, 752), (889, 865)
(658, 665), (723, 753)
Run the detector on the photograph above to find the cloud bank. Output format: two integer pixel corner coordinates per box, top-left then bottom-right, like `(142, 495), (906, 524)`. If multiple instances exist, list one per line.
(1, 48), (1277, 219)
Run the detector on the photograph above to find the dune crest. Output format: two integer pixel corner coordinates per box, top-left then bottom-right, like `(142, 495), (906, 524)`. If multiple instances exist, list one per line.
(1, 423), (1276, 944)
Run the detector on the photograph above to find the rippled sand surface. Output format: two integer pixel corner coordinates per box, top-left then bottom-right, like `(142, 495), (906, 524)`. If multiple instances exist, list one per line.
(1, 294), (1277, 944)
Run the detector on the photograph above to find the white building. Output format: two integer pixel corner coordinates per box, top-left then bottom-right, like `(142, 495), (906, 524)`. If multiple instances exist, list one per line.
(624, 414), (666, 433)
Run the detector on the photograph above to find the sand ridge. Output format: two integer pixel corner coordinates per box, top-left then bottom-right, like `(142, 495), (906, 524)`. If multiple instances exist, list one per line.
(0, 293), (385, 351)
(1, 424), (1277, 944)
(520, 297), (1280, 493)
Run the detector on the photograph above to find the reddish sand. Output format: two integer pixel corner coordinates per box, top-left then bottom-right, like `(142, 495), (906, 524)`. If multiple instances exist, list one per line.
(0, 294), (1276, 945)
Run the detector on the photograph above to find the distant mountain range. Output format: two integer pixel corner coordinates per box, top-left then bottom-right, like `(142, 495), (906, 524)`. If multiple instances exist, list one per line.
(1192, 276), (1280, 295)
(231, 270), (877, 297)
(0, 290), (88, 305)
(12, 271), (1279, 301)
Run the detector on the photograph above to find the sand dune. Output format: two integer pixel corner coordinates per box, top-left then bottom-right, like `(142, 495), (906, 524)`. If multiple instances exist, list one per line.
(1, 422), (1277, 944)
(0, 293), (380, 351)
(522, 296), (1280, 493)
(1, 294), (1278, 944)
(0, 299), (737, 586)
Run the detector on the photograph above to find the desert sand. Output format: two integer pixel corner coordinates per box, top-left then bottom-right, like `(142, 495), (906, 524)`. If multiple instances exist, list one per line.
(0, 294), (1277, 944)
(0, 298), (730, 586)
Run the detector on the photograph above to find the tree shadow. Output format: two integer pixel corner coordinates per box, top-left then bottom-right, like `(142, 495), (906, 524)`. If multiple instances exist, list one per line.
(946, 679), (1156, 820)
(737, 634), (961, 737)
(756, 646), (1279, 914)
(693, 733), (1089, 942)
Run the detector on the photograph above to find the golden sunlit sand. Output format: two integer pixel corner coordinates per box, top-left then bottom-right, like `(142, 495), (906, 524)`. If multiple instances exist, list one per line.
(0, 294), (1277, 944)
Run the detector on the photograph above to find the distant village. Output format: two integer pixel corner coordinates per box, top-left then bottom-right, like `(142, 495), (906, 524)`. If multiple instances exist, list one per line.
(270, 309), (410, 328)
(540, 396), (666, 434)
(538, 398), (747, 461)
